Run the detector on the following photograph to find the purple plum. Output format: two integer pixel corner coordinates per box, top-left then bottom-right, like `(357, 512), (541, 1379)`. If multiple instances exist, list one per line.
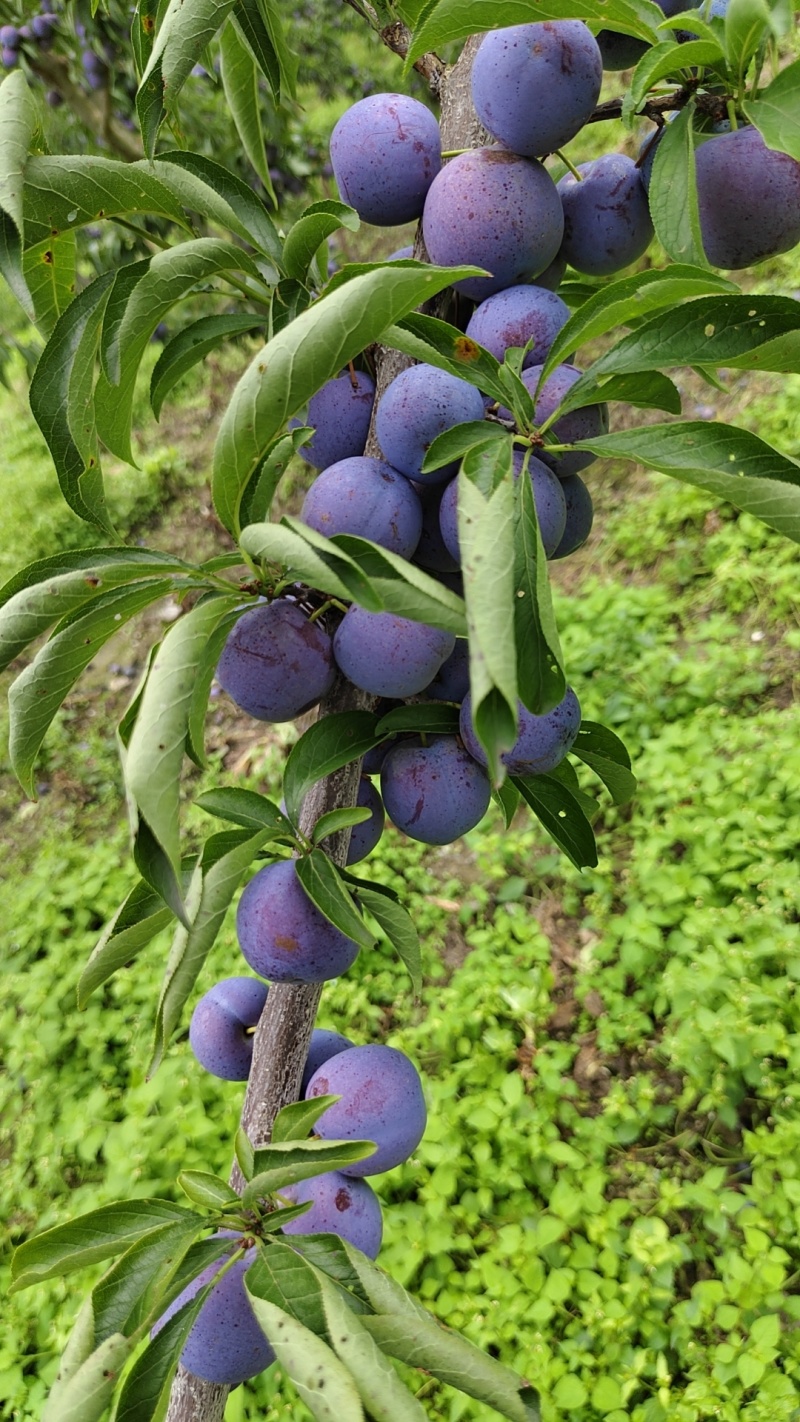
(411, 480), (461, 574)
(465, 284), (570, 370)
(216, 600), (335, 723)
(346, 776), (385, 863)
(330, 93), (441, 226)
(422, 147), (564, 301)
(423, 636), (470, 702)
(375, 364), (486, 486)
(535, 250), (568, 291)
(557, 153), (654, 277)
(189, 977), (268, 1081)
(695, 126), (800, 269)
(439, 455), (567, 560)
(333, 606), (455, 698)
(551, 474), (594, 559)
(460, 687), (581, 777)
(471, 22), (603, 158)
(518, 363), (609, 478)
(381, 735), (491, 845)
(152, 1235), (274, 1385)
(300, 456), (422, 558)
(306, 1044), (427, 1176)
(292, 370), (375, 471)
(361, 700), (401, 775)
(280, 1171), (383, 1257)
(300, 1027), (355, 1095)
(237, 859), (360, 984)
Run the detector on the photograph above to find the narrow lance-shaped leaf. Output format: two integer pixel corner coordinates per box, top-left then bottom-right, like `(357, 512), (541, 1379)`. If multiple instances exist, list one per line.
(0, 70), (38, 316)
(586, 294), (800, 380)
(571, 720), (637, 806)
(513, 772), (598, 871)
(625, 40), (724, 118)
(572, 420), (800, 542)
(743, 54), (800, 160)
(295, 849), (375, 950)
(513, 451), (565, 716)
(245, 1243), (331, 1340)
(320, 1279), (428, 1422)
(177, 1172), (241, 1210)
(240, 520), (377, 606)
(22, 155), (188, 248)
(724, 0), (771, 77)
(233, 0), (281, 99)
(148, 150), (282, 268)
(244, 1138), (377, 1200)
(151, 314), (264, 419)
(238, 425), (314, 527)
(220, 18), (271, 190)
(245, 1290), (365, 1421)
(138, 0), (239, 156)
(77, 877), (176, 1008)
(271, 1094), (343, 1145)
(91, 1219), (203, 1345)
(648, 99), (709, 268)
(312, 805), (372, 844)
(385, 311), (526, 417)
(11, 1200), (198, 1292)
(283, 711), (381, 823)
(23, 231), (77, 337)
(283, 200), (361, 284)
(40, 1332), (131, 1422)
(195, 785), (295, 835)
(356, 885), (422, 997)
(212, 263), (483, 536)
(320, 526), (468, 635)
(459, 439), (518, 781)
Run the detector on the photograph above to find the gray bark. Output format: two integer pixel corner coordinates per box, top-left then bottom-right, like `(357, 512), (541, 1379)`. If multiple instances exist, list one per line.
(163, 29), (484, 1422)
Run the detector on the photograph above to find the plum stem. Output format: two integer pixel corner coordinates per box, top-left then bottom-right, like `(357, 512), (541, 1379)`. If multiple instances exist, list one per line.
(726, 99), (739, 131)
(554, 150), (583, 182)
(441, 147), (470, 158)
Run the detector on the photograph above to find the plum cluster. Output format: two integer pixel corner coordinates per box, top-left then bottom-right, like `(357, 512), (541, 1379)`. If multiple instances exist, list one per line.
(1, 10), (57, 69)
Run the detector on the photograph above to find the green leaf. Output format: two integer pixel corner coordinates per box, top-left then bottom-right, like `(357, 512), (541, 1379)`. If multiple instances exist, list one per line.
(513, 773), (598, 870)
(312, 806), (372, 844)
(22, 155), (187, 249)
(375, 703), (460, 735)
(587, 294), (800, 379)
(177, 1172), (241, 1209)
(131, 817), (192, 933)
(459, 440), (518, 780)
(271, 1094), (343, 1145)
(362, 1314), (540, 1421)
(357, 886), (422, 997)
(149, 150), (282, 268)
(284, 200), (361, 284)
(421, 419), (505, 475)
(627, 40), (724, 115)
(40, 1332), (131, 1422)
(23, 231), (77, 337)
(283, 711), (381, 823)
(91, 1220), (202, 1344)
(546, 758), (600, 820)
(494, 779), (521, 830)
(137, 0), (238, 157)
(386, 311), (522, 416)
(236, 1128), (255, 1183)
(325, 529), (468, 635)
(233, 0), (281, 101)
(185, 604), (244, 769)
(571, 721), (637, 806)
(238, 426), (314, 527)
(8, 579), (174, 797)
(112, 1268), (229, 1422)
(406, 0), (660, 65)
(572, 420), (800, 541)
(648, 99), (709, 266)
(724, 0), (771, 77)
(743, 55), (800, 160)
(513, 453), (565, 717)
(289, 1235), (373, 1307)
(151, 313), (263, 419)
(149, 825), (274, 1074)
(320, 1281), (428, 1422)
(244, 1291), (365, 1421)
(220, 18), (271, 189)
(131, 0), (160, 77)
(212, 262), (483, 535)
(0, 547), (199, 671)
(239, 520), (373, 604)
(46, 1297), (96, 1407)
(11, 1200), (197, 1292)
(95, 239), (261, 466)
(195, 785), (295, 835)
(28, 273), (114, 531)
(244, 1139), (377, 1202)
(246, 1242), (330, 1338)
(295, 849), (375, 951)
(538, 264), (737, 391)
(257, 0), (299, 98)
(0, 71), (37, 317)
(77, 878), (174, 1008)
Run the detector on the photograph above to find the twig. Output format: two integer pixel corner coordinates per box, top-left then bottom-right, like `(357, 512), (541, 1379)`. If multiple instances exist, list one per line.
(341, 0), (445, 96)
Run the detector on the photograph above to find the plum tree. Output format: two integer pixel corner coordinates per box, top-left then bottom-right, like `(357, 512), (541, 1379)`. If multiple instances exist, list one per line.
(237, 860), (360, 983)
(439, 454), (567, 559)
(299, 455), (423, 558)
(380, 735), (491, 845)
(330, 92), (441, 225)
(216, 601), (335, 723)
(375, 364), (486, 484)
(471, 21), (603, 157)
(464, 284), (570, 369)
(557, 153), (654, 276)
(153, 1236), (274, 1386)
(552, 474), (594, 560)
(306, 1044), (427, 1176)
(279, 1170), (383, 1257)
(291, 370), (375, 471)
(422, 146), (564, 300)
(695, 126), (800, 268)
(333, 606), (455, 697)
(189, 978), (269, 1082)
(461, 688), (582, 777)
(300, 1027), (354, 1095)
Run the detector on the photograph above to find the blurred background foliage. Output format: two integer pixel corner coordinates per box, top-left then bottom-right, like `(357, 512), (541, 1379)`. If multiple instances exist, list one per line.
(0, 5), (799, 1422)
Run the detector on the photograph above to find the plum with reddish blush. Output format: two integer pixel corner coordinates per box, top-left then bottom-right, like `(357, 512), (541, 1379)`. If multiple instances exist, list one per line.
(465, 284), (570, 370)
(375, 365), (486, 486)
(237, 860), (360, 983)
(300, 1028), (355, 1095)
(381, 735), (491, 845)
(306, 1044), (427, 1176)
(300, 456), (422, 558)
(280, 1170), (383, 1257)
(216, 601), (335, 723)
(330, 93), (441, 226)
(471, 22), (602, 158)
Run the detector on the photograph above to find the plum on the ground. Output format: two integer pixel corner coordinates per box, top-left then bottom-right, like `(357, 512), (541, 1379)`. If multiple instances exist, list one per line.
(237, 860), (360, 983)
(375, 364), (486, 485)
(460, 687), (581, 777)
(216, 600), (335, 723)
(551, 474), (594, 559)
(189, 977), (268, 1081)
(152, 1235), (273, 1386)
(300, 456), (422, 559)
(519, 363), (609, 478)
(333, 606), (455, 698)
(558, 153), (653, 277)
(423, 636), (470, 702)
(471, 22), (602, 158)
(380, 735), (491, 845)
(279, 1170), (383, 1257)
(291, 370), (375, 471)
(465, 285), (570, 370)
(306, 1044), (427, 1176)
(330, 93), (441, 226)
(695, 126), (800, 268)
(411, 481), (461, 574)
(346, 776), (385, 864)
(300, 1028), (354, 1095)
(439, 454), (567, 561)
(422, 147), (564, 301)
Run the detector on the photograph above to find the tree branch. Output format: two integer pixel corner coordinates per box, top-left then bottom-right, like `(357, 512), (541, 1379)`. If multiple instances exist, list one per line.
(341, 0), (445, 96)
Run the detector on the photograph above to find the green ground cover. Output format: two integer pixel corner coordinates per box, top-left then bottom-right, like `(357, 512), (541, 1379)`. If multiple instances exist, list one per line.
(1, 252), (799, 1422)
